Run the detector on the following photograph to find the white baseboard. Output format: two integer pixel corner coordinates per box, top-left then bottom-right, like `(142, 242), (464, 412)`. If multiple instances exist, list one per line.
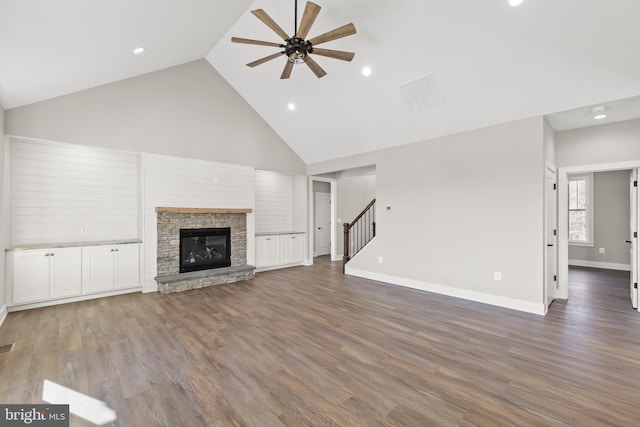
(0, 305), (7, 329)
(8, 288), (141, 312)
(345, 267), (546, 316)
(569, 259), (631, 271)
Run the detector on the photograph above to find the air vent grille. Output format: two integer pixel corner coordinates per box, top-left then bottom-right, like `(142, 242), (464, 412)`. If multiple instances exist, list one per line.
(0, 343), (15, 355)
(399, 73), (445, 113)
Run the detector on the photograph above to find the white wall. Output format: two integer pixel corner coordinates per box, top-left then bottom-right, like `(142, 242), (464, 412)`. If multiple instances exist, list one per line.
(544, 118), (556, 165)
(5, 60), (306, 175)
(311, 117), (547, 314)
(0, 105), (6, 319)
(142, 153), (255, 292)
(255, 170), (293, 233)
(569, 170), (631, 269)
(556, 119), (640, 167)
(10, 138), (138, 245)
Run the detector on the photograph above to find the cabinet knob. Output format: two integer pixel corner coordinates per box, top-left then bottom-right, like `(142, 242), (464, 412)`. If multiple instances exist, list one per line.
(114, 248), (119, 252)
(45, 253), (50, 257)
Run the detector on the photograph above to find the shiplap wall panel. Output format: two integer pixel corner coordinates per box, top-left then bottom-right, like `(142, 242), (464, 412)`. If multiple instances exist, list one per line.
(11, 138), (138, 244)
(255, 170), (293, 232)
(143, 153), (255, 290)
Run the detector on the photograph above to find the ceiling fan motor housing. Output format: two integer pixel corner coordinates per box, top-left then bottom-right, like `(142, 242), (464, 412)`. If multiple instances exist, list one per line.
(285, 37), (312, 63)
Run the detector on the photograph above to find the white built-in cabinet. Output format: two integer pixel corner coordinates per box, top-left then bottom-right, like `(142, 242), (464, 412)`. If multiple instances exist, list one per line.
(255, 233), (305, 271)
(7, 242), (140, 310)
(82, 244), (140, 294)
(10, 248), (82, 304)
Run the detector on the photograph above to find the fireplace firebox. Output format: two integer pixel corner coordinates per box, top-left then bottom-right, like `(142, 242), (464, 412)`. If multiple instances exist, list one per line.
(179, 227), (231, 273)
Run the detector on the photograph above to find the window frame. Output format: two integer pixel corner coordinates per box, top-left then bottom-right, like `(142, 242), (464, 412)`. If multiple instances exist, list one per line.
(568, 173), (594, 247)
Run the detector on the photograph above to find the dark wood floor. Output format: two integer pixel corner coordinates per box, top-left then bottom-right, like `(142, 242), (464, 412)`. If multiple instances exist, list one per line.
(1, 259), (640, 426)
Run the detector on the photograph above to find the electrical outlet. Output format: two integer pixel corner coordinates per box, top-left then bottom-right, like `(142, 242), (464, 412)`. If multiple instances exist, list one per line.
(386, 205), (392, 212)
(599, 248), (605, 254)
(80, 227), (87, 235)
(494, 271), (502, 281)
(378, 256), (384, 264)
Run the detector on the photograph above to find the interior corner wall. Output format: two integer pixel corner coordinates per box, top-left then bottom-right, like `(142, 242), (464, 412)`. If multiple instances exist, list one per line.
(569, 170), (631, 268)
(4, 59), (306, 175)
(0, 105), (6, 315)
(341, 117), (546, 314)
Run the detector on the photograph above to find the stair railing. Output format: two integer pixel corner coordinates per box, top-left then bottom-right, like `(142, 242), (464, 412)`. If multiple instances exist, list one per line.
(343, 198), (376, 272)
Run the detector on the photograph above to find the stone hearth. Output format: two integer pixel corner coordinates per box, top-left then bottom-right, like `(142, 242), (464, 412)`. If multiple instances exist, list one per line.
(154, 208), (255, 293)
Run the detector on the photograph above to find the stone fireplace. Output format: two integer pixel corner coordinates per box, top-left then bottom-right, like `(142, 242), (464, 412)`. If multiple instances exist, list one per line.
(154, 208), (255, 293)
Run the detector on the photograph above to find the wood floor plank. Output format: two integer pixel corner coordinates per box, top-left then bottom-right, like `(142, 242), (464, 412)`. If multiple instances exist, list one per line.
(2, 260), (640, 426)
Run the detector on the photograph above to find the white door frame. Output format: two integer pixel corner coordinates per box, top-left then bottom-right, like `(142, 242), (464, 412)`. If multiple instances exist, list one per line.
(557, 160), (640, 300)
(308, 176), (338, 263)
(544, 161), (558, 313)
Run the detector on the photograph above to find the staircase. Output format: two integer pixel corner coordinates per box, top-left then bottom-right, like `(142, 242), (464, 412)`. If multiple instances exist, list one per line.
(343, 198), (376, 272)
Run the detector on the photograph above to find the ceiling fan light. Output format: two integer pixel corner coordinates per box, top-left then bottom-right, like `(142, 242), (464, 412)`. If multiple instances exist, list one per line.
(509, 0), (524, 6)
(287, 103), (296, 111)
(288, 50), (306, 64)
(362, 67), (372, 77)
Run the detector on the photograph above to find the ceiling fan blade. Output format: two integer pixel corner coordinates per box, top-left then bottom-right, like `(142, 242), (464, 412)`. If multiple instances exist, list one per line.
(308, 23), (356, 46)
(280, 61), (294, 79)
(311, 48), (355, 62)
(231, 37), (283, 48)
(251, 9), (290, 40)
(247, 52), (284, 68)
(297, 2), (321, 39)
(304, 55), (327, 78)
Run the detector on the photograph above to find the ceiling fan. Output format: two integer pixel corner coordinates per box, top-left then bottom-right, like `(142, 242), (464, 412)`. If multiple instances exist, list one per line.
(231, 1), (356, 79)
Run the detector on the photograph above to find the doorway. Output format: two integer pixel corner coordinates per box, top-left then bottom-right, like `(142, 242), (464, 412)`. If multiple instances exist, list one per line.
(307, 176), (338, 263)
(558, 163), (640, 311)
(314, 192), (331, 256)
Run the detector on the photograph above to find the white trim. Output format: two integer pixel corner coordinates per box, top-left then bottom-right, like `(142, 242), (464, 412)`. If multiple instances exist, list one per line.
(7, 287), (141, 312)
(568, 242), (594, 247)
(308, 176), (338, 264)
(0, 305), (8, 328)
(568, 173), (594, 245)
(569, 259), (631, 271)
(345, 267), (546, 316)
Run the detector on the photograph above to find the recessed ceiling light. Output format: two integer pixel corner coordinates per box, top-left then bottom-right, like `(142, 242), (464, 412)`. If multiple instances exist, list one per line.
(362, 67), (372, 77)
(133, 47), (145, 55)
(592, 106), (607, 120)
(509, 0), (524, 6)
(287, 103), (296, 111)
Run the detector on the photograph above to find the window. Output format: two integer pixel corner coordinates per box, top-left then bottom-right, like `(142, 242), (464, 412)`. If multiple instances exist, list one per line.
(568, 173), (594, 246)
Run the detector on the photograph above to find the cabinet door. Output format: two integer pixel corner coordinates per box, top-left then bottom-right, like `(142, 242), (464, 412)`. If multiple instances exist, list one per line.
(291, 234), (305, 263)
(256, 235), (281, 268)
(114, 245), (140, 289)
(255, 236), (270, 268)
(12, 250), (51, 304)
(82, 246), (115, 293)
(49, 248), (82, 298)
(281, 234), (305, 265)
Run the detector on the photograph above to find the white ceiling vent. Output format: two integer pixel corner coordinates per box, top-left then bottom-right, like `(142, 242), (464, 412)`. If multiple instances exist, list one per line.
(399, 74), (445, 113)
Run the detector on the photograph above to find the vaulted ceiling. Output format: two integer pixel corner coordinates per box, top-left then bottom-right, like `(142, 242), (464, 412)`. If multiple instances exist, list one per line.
(1, 0), (639, 164)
